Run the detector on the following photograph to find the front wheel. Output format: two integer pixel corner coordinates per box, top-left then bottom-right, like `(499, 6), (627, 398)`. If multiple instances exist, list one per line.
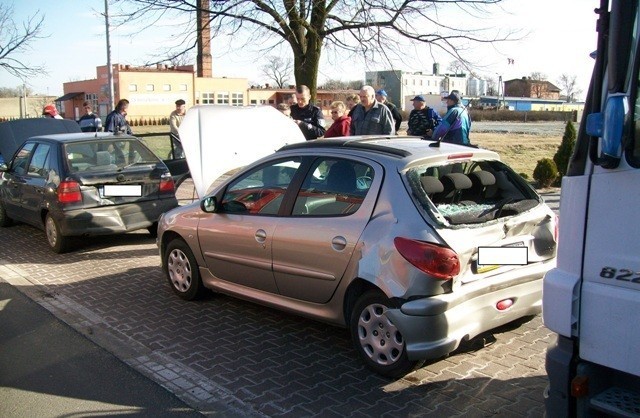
(350, 290), (422, 378)
(163, 239), (204, 300)
(45, 214), (70, 253)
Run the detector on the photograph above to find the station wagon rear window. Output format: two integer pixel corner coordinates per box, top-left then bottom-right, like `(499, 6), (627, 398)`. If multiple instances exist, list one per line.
(64, 139), (160, 172)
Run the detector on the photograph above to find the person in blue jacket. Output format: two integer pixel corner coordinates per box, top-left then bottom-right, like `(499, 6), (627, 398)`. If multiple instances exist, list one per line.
(432, 91), (471, 145)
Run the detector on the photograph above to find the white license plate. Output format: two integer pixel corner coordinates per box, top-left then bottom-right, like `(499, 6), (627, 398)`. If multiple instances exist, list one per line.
(102, 185), (142, 197)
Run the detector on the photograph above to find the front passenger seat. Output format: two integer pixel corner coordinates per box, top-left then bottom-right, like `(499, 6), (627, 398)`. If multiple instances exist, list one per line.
(326, 160), (357, 194)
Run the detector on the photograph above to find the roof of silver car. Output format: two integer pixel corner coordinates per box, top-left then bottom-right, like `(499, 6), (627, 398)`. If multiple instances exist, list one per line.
(278, 136), (481, 158)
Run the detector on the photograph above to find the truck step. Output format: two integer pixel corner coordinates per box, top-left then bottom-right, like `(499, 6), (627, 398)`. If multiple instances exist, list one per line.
(591, 387), (640, 418)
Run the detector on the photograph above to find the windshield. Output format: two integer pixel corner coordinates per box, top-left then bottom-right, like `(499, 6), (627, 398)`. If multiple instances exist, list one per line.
(64, 139), (160, 172)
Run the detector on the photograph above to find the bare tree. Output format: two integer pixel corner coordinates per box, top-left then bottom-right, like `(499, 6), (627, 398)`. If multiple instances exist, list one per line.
(113, 0), (515, 100)
(261, 56), (293, 88)
(557, 73), (582, 102)
(447, 60), (467, 75)
(528, 71), (548, 98)
(0, 4), (46, 79)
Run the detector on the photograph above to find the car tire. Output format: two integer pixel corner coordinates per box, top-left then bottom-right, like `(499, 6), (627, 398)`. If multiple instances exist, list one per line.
(350, 290), (422, 378)
(45, 213), (70, 253)
(0, 201), (13, 227)
(164, 239), (204, 300)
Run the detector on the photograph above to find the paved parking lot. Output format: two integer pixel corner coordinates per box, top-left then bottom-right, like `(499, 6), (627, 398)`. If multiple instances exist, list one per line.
(0, 190), (560, 417)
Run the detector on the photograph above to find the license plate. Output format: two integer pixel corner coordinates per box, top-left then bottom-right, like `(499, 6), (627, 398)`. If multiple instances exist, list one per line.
(102, 185), (142, 197)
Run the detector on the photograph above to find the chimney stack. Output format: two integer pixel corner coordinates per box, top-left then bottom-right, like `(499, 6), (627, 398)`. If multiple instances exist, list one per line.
(197, 0), (212, 78)
(433, 63), (440, 76)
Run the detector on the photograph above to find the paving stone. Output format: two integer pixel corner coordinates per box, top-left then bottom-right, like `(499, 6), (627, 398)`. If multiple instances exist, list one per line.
(0, 224), (551, 417)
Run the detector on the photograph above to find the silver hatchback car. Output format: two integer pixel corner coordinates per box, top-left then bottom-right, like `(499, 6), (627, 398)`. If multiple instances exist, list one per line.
(157, 137), (557, 378)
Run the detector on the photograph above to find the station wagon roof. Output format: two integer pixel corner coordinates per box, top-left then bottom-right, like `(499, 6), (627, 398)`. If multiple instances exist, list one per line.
(26, 132), (136, 143)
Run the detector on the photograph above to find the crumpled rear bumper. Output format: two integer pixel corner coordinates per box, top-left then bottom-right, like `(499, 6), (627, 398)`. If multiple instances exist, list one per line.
(54, 197), (178, 236)
(385, 259), (553, 360)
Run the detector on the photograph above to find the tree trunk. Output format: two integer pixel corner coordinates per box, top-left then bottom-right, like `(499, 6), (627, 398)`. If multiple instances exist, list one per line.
(293, 34), (323, 102)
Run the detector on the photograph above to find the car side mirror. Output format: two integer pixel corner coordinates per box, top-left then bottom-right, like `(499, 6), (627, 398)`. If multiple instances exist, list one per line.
(201, 196), (217, 213)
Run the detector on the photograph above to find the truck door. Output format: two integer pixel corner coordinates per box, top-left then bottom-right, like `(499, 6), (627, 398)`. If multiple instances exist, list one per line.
(579, 35), (640, 378)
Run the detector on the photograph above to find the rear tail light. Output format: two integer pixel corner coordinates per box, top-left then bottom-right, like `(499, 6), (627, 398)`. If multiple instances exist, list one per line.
(394, 237), (460, 280)
(57, 180), (82, 203)
(159, 174), (175, 193)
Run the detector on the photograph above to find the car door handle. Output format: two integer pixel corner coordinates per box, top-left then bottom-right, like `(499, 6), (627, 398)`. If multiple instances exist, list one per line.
(331, 236), (347, 251)
(255, 229), (267, 243)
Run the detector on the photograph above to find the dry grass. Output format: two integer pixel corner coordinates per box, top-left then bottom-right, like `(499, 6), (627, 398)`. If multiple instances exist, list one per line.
(472, 133), (562, 180)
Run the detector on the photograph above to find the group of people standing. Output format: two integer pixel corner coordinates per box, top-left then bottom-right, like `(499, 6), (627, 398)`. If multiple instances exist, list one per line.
(279, 85), (470, 145)
(42, 98), (188, 139)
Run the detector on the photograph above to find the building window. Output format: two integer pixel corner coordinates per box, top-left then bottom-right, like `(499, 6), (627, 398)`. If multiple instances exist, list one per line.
(216, 92), (229, 105)
(179, 84), (188, 91)
(146, 84), (154, 91)
(163, 84), (171, 91)
(260, 99), (266, 104)
(250, 99), (257, 105)
(231, 92), (244, 106)
(201, 92), (215, 104)
(268, 99), (275, 104)
(128, 84), (137, 92)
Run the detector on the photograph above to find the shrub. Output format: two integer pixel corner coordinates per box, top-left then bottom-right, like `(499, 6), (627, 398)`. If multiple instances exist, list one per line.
(519, 172), (530, 180)
(533, 158), (558, 188)
(553, 120), (577, 179)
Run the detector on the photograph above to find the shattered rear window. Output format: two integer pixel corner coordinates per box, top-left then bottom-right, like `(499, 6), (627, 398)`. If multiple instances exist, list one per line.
(407, 160), (540, 225)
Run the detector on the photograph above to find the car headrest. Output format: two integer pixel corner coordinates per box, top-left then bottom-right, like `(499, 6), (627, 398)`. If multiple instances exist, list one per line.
(96, 151), (112, 166)
(469, 170), (496, 187)
(441, 173), (472, 190)
(421, 176), (444, 195)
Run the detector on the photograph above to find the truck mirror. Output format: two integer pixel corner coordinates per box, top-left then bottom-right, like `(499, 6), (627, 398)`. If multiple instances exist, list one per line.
(596, 94), (627, 169)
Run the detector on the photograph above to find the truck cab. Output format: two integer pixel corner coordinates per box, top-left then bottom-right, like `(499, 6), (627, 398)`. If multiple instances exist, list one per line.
(543, 1), (640, 416)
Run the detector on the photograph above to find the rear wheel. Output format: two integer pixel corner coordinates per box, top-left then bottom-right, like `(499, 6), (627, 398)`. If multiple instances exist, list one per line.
(0, 201), (12, 227)
(45, 214), (70, 253)
(164, 239), (204, 300)
(350, 290), (422, 378)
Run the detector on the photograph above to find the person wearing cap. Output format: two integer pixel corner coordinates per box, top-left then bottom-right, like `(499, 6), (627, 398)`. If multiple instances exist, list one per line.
(375, 89), (402, 133)
(105, 99), (133, 135)
(42, 104), (63, 120)
(169, 99), (187, 137)
(406, 95), (442, 139)
(350, 86), (395, 136)
(78, 101), (102, 132)
(432, 91), (471, 145)
(290, 85), (326, 140)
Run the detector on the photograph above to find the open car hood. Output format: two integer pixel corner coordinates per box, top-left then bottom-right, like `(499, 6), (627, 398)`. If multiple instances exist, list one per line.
(0, 118), (82, 161)
(179, 105), (306, 198)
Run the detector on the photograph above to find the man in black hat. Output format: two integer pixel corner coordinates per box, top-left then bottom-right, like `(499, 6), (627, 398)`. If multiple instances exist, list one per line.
(432, 91), (471, 145)
(406, 95), (442, 139)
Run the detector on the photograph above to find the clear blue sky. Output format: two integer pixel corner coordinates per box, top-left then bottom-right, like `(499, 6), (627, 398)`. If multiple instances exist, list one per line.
(2, 0), (597, 99)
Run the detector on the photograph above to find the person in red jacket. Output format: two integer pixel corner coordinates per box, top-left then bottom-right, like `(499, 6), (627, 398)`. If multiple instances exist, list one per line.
(323, 101), (351, 138)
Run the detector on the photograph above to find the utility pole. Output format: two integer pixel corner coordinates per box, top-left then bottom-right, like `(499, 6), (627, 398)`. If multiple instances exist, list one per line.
(104, 0), (115, 113)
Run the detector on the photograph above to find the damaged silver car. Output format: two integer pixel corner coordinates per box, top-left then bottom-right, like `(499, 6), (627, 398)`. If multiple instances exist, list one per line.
(157, 136), (557, 378)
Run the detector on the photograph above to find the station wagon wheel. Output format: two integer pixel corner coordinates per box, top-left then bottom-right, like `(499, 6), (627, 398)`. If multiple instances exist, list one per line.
(164, 239), (204, 300)
(350, 290), (421, 378)
(45, 213), (69, 253)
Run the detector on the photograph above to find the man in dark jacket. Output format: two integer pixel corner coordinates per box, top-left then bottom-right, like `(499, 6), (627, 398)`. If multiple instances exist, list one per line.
(376, 89), (402, 133)
(350, 86), (395, 135)
(406, 95), (442, 139)
(290, 85), (326, 140)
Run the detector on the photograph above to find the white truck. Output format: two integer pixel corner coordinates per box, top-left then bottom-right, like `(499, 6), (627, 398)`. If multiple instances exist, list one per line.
(543, 0), (640, 416)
